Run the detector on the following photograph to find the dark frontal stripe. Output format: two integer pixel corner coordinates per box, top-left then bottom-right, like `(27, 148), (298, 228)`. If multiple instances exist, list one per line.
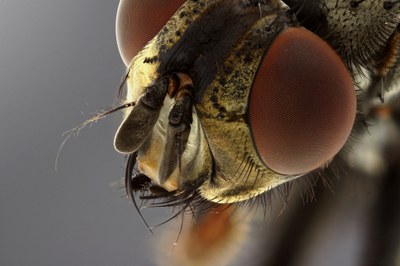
(158, 0), (275, 100)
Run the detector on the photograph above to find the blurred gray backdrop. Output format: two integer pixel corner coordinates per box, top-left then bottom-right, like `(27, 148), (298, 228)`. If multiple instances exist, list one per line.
(0, 1), (163, 265)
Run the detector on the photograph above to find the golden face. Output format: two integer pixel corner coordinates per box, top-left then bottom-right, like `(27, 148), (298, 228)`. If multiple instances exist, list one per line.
(113, 0), (400, 208)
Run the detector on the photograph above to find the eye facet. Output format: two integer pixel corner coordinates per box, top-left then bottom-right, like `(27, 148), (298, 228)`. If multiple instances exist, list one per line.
(116, 0), (185, 66)
(248, 27), (356, 175)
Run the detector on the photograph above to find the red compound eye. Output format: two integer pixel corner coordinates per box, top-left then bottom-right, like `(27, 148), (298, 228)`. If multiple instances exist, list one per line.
(248, 27), (356, 175)
(116, 0), (185, 66)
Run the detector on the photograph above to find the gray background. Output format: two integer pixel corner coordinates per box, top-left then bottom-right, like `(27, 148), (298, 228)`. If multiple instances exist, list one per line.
(0, 1), (165, 265)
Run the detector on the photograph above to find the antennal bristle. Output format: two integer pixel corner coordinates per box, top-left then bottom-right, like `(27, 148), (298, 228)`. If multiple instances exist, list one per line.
(55, 101), (135, 171)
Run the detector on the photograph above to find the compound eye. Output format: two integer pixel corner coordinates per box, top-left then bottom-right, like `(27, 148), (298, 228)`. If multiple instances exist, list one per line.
(116, 0), (185, 66)
(249, 27), (356, 175)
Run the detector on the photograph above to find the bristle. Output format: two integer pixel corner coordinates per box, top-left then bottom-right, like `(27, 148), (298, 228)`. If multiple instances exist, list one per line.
(55, 101), (136, 171)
